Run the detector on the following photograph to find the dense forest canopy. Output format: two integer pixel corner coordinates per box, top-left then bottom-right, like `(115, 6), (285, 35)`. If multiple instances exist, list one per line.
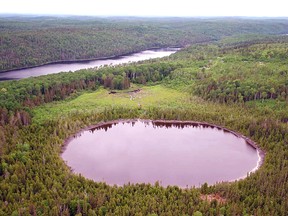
(0, 17), (288, 215)
(0, 16), (288, 71)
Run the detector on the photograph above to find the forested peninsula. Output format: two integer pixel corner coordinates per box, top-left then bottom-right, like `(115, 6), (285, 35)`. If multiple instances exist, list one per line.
(0, 16), (288, 215)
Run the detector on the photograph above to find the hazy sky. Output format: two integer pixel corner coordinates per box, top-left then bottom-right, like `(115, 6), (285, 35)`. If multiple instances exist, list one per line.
(1, 0), (287, 17)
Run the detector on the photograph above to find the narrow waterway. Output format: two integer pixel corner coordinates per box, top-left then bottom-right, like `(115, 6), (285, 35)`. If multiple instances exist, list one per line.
(0, 48), (179, 81)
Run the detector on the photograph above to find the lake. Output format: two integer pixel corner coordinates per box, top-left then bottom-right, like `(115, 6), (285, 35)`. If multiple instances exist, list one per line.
(0, 48), (178, 81)
(62, 120), (262, 187)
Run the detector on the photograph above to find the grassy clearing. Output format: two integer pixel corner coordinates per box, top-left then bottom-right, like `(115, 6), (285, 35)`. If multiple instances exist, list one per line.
(33, 84), (279, 129)
(33, 83), (275, 127)
(32, 85), (196, 123)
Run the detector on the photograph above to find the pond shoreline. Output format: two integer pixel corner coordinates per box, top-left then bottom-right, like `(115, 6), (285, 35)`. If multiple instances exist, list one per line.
(62, 119), (265, 187)
(152, 119), (265, 176)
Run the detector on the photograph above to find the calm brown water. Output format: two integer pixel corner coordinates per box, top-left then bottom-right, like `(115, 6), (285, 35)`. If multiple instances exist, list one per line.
(62, 120), (260, 187)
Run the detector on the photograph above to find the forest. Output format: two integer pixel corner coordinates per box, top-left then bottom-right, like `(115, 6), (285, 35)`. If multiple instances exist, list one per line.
(0, 16), (288, 215)
(1, 16), (288, 71)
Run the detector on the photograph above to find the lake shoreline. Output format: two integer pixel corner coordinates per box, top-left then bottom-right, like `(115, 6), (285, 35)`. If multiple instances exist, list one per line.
(62, 118), (265, 187)
(0, 47), (181, 74)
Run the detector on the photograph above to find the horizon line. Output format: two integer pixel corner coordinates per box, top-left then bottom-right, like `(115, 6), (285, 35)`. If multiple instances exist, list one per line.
(0, 13), (288, 19)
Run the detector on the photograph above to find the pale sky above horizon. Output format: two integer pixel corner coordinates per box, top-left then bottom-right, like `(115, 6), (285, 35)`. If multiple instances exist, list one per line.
(0, 0), (287, 17)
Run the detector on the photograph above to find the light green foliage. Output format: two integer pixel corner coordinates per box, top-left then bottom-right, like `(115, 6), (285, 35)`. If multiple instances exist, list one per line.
(32, 86), (190, 123)
(193, 211), (203, 216)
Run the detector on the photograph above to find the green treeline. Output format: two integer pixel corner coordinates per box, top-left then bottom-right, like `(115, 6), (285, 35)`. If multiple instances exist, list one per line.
(0, 21), (288, 215)
(1, 16), (288, 71)
(1, 36), (288, 126)
(0, 61), (181, 126)
(0, 103), (287, 215)
(168, 36), (288, 104)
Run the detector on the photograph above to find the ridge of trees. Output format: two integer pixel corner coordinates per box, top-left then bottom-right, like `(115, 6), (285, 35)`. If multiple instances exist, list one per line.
(167, 36), (288, 104)
(1, 16), (288, 71)
(0, 61), (182, 126)
(1, 36), (288, 126)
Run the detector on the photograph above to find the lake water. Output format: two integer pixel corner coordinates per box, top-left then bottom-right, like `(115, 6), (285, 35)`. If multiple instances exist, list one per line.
(0, 48), (178, 81)
(62, 120), (261, 187)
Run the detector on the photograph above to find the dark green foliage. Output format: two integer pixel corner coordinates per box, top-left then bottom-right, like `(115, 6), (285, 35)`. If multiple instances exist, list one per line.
(1, 16), (288, 71)
(0, 18), (288, 215)
(0, 103), (287, 215)
(0, 60), (183, 127)
(169, 36), (288, 104)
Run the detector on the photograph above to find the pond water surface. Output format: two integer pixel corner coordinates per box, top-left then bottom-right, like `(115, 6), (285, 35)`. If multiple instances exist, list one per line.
(62, 120), (261, 187)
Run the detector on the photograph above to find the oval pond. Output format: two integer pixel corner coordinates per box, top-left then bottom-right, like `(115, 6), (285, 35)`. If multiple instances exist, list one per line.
(62, 120), (262, 187)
